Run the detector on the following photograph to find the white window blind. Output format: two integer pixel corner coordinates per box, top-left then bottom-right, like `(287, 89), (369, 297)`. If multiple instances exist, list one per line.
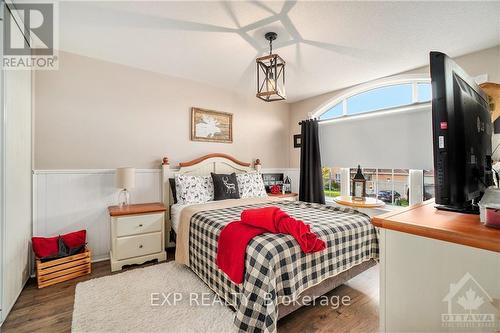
(319, 107), (433, 170)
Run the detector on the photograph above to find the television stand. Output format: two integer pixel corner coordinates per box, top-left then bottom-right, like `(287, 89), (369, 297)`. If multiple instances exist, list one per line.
(372, 199), (500, 332)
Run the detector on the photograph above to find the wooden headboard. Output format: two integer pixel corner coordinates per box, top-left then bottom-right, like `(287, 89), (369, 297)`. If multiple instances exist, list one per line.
(161, 153), (257, 247)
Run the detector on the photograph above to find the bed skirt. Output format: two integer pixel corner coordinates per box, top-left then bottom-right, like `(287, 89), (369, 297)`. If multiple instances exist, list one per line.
(277, 259), (377, 319)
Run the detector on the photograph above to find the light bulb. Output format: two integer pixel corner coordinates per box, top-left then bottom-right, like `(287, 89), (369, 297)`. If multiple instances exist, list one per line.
(267, 77), (276, 91)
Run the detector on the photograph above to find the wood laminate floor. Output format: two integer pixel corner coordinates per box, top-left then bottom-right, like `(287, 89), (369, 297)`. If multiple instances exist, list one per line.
(1, 250), (379, 333)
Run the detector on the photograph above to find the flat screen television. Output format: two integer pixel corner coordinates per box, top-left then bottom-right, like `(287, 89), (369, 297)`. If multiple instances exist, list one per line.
(430, 51), (493, 214)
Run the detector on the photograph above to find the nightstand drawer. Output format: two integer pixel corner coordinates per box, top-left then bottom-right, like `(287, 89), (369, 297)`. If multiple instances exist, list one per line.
(115, 232), (162, 260)
(115, 213), (163, 237)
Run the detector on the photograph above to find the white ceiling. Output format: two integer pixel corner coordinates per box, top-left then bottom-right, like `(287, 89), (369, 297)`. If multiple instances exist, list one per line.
(57, 1), (500, 102)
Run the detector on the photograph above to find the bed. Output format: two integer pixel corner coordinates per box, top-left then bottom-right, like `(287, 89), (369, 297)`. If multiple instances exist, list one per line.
(161, 154), (378, 333)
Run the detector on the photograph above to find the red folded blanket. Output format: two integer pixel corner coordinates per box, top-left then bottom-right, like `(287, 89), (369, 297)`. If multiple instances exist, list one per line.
(241, 207), (326, 253)
(216, 207), (326, 284)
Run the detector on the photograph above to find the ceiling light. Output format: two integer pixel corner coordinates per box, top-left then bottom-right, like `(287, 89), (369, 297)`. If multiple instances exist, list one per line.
(256, 32), (286, 102)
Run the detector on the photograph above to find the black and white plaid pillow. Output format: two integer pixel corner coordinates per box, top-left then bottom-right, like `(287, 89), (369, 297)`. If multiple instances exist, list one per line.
(175, 174), (214, 204)
(237, 172), (267, 198)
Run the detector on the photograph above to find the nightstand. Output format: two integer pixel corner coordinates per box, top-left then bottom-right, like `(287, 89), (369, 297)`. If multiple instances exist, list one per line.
(108, 203), (167, 272)
(268, 192), (299, 202)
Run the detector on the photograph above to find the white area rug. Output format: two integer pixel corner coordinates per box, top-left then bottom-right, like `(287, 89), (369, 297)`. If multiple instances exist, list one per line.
(72, 262), (235, 332)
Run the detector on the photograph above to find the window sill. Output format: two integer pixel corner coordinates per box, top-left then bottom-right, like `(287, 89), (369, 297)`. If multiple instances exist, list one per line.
(325, 197), (407, 213)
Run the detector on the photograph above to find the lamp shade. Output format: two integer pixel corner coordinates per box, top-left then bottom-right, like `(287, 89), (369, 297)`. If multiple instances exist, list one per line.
(115, 167), (135, 189)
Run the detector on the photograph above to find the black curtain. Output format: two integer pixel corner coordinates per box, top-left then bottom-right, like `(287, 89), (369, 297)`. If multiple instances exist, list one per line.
(299, 119), (325, 204)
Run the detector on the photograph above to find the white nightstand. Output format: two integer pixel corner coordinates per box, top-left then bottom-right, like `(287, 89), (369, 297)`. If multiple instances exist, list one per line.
(108, 203), (167, 272)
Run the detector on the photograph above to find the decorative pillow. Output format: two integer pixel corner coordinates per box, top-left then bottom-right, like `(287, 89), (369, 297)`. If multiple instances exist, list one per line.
(32, 235), (59, 258)
(237, 173), (267, 198)
(32, 230), (87, 261)
(61, 229), (87, 249)
(175, 174), (214, 204)
(211, 173), (240, 200)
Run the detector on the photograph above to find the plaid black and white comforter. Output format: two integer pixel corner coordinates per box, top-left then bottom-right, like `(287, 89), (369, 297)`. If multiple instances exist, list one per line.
(188, 201), (379, 333)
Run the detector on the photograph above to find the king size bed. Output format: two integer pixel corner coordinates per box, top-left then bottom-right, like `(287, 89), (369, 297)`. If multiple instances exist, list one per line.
(161, 154), (378, 333)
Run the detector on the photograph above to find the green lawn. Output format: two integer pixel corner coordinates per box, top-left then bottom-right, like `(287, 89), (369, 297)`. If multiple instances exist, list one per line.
(324, 190), (341, 197)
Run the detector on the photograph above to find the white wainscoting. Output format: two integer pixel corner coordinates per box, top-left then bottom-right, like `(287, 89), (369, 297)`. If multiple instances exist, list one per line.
(33, 169), (162, 261)
(33, 168), (299, 262)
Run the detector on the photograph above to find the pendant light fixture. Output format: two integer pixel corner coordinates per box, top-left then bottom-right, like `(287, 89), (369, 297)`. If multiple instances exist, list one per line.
(256, 32), (286, 102)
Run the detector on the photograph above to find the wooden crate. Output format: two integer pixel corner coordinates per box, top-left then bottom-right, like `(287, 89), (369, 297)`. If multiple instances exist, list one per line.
(35, 248), (92, 288)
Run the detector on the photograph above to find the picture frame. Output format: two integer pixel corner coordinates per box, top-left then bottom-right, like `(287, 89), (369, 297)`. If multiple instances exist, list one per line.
(191, 107), (233, 143)
(293, 134), (302, 148)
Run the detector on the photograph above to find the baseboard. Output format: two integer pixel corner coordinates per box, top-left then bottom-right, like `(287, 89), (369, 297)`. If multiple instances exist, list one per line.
(92, 255), (110, 263)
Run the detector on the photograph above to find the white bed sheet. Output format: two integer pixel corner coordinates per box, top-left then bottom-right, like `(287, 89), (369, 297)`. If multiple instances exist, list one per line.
(170, 203), (192, 233)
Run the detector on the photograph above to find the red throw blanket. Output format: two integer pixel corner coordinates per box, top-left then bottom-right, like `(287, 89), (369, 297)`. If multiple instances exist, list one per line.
(216, 207), (326, 284)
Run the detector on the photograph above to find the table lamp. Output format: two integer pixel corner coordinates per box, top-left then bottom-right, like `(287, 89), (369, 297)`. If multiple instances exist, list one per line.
(116, 167), (135, 206)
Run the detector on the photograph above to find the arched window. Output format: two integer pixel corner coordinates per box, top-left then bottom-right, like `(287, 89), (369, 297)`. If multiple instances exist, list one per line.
(314, 75), (431, 121)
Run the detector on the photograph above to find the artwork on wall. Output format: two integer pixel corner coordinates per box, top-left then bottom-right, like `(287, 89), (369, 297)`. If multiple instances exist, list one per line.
(293, 134), (302, 148)
(191, 107), (233, 143)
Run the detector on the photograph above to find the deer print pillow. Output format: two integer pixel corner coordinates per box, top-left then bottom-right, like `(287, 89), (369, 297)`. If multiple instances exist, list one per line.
(211, 173), (240, 200)
(237, 172), (267, 198)
(175, 174), (214, 205)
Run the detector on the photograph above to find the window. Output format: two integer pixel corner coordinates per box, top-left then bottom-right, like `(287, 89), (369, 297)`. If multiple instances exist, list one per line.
(319, 103), (343, 120)
(323, 167), (416, 207)
(315, 76), (431, 121)
(323, 167), (436, 207)
(322, 167), (341, 197)
(417, 83), (432, 102)
(347, 84), (413, 115)
(423, 170), (435, 200)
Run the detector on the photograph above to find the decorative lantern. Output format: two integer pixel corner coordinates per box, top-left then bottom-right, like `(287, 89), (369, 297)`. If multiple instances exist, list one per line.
(256, 32), (286, 102)
(283, 176), (292, 194)
(352, 165), (366, 201)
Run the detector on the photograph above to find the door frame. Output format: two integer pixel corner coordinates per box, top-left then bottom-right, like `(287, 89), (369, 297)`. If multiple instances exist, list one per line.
(0, 1), (5, 323)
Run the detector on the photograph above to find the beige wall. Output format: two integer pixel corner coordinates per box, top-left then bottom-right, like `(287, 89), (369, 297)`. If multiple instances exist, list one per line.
(289, 46), (500, 167)
(35, 46), (500, 169)
(34, 51), (290, 169)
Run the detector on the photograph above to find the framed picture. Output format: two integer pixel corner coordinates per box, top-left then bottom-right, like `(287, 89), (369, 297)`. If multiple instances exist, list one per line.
(191, 107), (233, 143)
(293, 134), (302, 148)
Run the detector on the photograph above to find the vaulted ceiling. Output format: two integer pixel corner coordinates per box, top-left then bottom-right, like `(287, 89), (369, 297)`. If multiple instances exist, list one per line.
(58, 1), (500, 102)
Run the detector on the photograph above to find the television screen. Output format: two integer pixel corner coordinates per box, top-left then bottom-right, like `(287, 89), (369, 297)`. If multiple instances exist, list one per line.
(430, 51), (493, 213)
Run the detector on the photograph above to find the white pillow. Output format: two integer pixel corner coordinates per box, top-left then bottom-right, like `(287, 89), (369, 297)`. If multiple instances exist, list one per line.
(237, 173), (267, 198)
(175, 174), (214, 204)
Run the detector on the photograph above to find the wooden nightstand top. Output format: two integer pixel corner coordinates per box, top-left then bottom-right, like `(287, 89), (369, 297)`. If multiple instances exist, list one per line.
(268, 192), (298, 198)
(108, 203), (166, 217)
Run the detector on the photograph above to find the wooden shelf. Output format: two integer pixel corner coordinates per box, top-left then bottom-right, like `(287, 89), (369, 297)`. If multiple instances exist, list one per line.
(372, 199), (500, 253)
